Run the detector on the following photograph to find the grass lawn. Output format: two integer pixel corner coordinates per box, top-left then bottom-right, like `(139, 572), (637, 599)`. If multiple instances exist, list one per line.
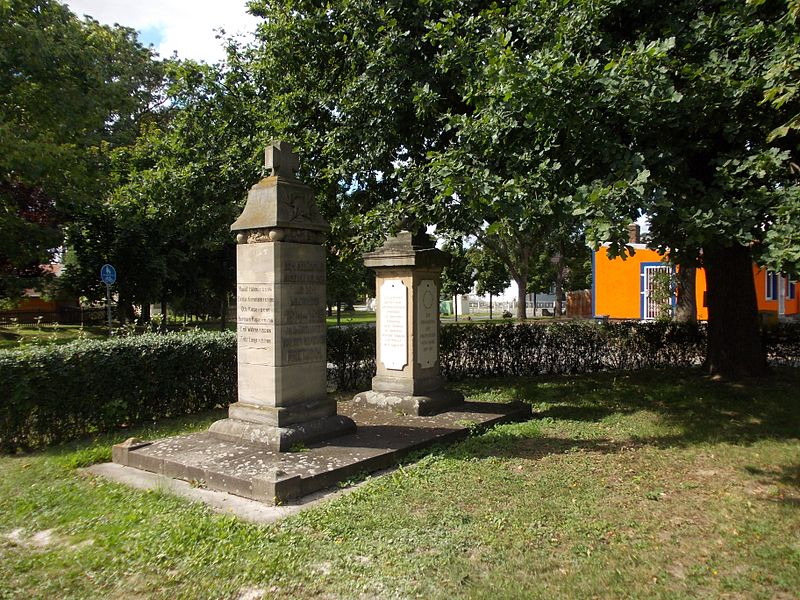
(0, 314), (377, 349)
(325, 311), (375, 327)
(1, 368), (798, 599)
(0, 324), (109, 349)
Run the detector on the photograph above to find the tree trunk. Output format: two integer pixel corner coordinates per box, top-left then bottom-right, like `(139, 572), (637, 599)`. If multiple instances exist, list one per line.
(514, 276), (527, 320)
(117, 297), (134, 325)
(336, 300), (341, 327)
(554, 266), (565, 318)
(138, 302), (151, 326)
(220, 295), (228, 331)
(453, 295), (458, 322)
(703, 243), (766, 379)
(489, 293), (493, 319)
(675, 265), (697, 323)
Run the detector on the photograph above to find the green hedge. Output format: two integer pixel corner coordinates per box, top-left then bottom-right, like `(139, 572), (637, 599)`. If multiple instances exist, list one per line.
(440, 321), (708, 378)
(0, 331), (236, 452)
(326, 326), (375, 391)
(3, 321), (798, 452)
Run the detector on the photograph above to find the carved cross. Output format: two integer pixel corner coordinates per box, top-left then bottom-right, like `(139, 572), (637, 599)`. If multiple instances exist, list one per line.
(265, 141), (300, 178)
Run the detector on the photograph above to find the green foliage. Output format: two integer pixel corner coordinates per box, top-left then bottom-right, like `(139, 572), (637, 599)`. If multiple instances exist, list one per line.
(62, 56), (258, 313)
(441, 321), (708, 378)
(327, 252), (370, 310)
(440, 238), (474, 299)
(469, 244), (510, 297)
(0, 0), (166, 300)
(0, 331), (236, 451)
(326, 326), (375, 391)
(648, 268), (675, 322)
(328, 320), (800, 384)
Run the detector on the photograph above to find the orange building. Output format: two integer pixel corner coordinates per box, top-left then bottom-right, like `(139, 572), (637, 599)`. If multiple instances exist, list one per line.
(592, 244), (800, 320)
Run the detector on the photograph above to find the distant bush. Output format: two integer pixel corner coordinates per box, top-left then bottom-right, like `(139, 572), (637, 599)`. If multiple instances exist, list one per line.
(0, 331), (236, 452)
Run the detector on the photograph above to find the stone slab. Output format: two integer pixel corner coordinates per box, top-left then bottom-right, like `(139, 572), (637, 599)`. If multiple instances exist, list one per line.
(113, 400), (531, 505)
(84, 462), (380, 524)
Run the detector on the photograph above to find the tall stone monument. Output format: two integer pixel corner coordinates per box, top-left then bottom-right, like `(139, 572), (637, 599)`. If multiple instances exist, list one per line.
(353, 225), (463, 416)
(209, 141), (355, 450)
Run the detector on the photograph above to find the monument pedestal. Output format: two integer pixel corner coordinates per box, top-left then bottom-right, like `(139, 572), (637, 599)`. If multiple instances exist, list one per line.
(208, 141), (355, 450)
(353, 230), (463, 416)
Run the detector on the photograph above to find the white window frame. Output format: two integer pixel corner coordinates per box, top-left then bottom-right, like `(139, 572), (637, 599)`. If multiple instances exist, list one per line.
(766, 270), (778, 301)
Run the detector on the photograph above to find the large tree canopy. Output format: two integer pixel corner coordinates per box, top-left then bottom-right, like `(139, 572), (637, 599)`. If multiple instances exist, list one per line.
(576, 0), (800, 377)
(62, 55), (261, 319)
(245, 0), (799, 377)
(0, 0), (165, 300)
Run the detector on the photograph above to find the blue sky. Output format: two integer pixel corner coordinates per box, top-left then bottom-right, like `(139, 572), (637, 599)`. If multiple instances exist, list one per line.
(137, 26), (165, 50)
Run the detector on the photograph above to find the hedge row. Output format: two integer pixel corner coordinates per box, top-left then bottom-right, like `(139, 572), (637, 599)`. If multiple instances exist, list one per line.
(440, 320), (708, 378)
(2, 321), (799, 451)
(0, 331), (236, 452)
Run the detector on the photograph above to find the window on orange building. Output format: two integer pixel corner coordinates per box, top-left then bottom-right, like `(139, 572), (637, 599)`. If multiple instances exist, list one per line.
(766, 271), (778, 301)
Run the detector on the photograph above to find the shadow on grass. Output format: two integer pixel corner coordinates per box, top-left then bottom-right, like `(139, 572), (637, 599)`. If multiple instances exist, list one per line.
(455, 367), (800, 450)
(4, 408), (228, 466)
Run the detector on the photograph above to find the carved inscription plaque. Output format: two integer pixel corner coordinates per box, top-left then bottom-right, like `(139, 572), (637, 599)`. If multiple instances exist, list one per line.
(380, 279), (407, 371)
(237, 279), (325, 365)
(237, 284), (275, 347)
(416, 279), (438, 368)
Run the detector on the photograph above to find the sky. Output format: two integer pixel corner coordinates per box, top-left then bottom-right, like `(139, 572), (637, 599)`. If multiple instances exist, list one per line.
(64, 1), (261, 64)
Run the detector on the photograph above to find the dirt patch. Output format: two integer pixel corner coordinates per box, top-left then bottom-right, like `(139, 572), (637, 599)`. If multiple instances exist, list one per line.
(3, 528), (56, 548)
(235, 587), (267, 600)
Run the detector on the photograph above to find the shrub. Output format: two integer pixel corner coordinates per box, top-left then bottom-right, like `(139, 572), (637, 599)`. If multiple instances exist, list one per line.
(763, 322), (800, 367)
(326, 326), (375, 391)
(2, 320), (797, 452)
(0, 331), (236, 452)
(440, 320), (708, 379)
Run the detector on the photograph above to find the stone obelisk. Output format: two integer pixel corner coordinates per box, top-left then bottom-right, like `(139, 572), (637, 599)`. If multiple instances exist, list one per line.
(209, 141), (355, 450)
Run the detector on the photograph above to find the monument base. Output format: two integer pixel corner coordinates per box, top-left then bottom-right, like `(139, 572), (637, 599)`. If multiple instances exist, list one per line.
(209, 414), (356, 452)
(351, 388), (464, 416)
(110, 400), (532, 505)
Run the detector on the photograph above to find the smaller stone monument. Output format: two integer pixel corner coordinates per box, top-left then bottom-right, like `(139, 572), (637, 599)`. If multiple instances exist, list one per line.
(209, 141), (355, 450)
(353, 222), (463, 415)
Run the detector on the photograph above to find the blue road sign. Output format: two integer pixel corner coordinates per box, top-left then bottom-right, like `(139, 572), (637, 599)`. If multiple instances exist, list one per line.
(100, 264), (117, 285)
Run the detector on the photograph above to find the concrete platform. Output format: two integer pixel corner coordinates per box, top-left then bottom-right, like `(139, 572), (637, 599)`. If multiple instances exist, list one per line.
(112, 400), (531, 505)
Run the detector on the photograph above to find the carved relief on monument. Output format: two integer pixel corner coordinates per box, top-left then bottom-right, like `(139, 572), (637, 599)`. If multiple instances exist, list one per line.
(235, 227), (325, 245)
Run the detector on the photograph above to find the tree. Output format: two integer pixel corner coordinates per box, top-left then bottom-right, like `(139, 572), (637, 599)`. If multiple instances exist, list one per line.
(441, 238), (474, 322)
(63, 56), (261, 321)
(326, 252), (369, 323)
(469, 244), (510, 319)
(577, 0), (800, 377)
(0, 182), (61, 301)
(246, 0), (798, 377)
(674, 266), (697, 323)
(0, 0), (165, 301)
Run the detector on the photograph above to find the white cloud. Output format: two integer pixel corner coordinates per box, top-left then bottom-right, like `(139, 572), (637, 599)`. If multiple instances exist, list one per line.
(64, 0), (260, 64)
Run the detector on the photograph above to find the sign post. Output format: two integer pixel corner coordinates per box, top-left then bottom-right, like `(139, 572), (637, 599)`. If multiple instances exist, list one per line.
(100, 264), (117, 334)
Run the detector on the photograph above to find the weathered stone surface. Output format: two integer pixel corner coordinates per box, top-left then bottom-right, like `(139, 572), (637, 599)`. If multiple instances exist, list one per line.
(113, 400), (532, 505)
(351, 389), (465, 417)
(231, 142), (326, 233)
(355, 229), (463, 416)
(207, 141), (355, 449)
